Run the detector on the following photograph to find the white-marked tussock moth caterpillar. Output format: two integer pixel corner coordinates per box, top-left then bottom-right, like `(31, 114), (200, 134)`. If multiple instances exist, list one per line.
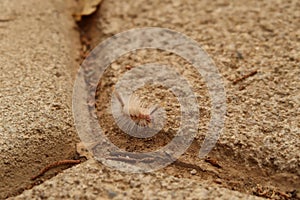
(112, 91), (164, 137)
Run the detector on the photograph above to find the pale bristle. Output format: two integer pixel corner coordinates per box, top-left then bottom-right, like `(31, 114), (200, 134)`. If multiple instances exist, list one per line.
(112, 91), (164, 138)
(123, 93), (153, 126)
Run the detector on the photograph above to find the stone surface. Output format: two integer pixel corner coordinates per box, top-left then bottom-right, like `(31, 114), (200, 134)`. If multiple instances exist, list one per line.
(93, 0), (300, 175)
(13, 160), (264, 200)
(2, 0), (299, 199)
(0, 0), (80, 198)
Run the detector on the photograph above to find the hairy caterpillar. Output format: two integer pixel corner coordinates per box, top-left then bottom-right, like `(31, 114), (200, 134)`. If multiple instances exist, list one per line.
(112, 91), (163, 137)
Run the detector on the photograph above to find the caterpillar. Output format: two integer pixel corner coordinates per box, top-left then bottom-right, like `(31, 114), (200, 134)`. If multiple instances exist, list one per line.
(112, 91), (163, 137)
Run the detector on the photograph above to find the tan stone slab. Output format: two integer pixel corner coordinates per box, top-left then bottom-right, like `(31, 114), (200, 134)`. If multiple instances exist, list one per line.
(13, 159), (264, 200)
(92, 0), (300, 176)
(0, 0), (80, 198)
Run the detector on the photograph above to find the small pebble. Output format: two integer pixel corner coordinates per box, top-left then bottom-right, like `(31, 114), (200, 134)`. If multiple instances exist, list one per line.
(214, 179), (222, 184)
(111, 63), (120, 70)
(190, 169), (197, 175)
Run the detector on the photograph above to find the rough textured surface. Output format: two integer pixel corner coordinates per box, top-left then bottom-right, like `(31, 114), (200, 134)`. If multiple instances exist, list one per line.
(13, 159), (264, 200)
(93, 0), (300, 174)
(0, 0), (80, 198)
(2, 0), (300, 199)
(80, 0), (300, 198)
